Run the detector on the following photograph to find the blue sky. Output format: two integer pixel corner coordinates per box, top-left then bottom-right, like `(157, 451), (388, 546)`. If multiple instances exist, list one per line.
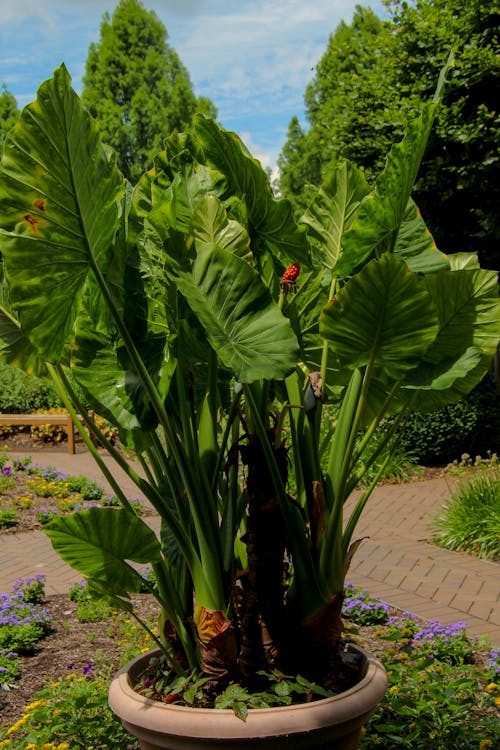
(0, 0), (386, 174)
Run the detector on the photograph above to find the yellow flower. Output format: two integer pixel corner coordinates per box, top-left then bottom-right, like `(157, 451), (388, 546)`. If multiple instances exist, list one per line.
(25, 698), (47, 712)
(485, 683), (497, 693)
(41, 743), (57, 750)
(0, 740), (11, 748)
(495, 696), (500, 707)
(57, 744), (70, 750)
(479, 741), (493, 750)
(5, 716), (28, 735)
(26, 745), (37, 750)
(51, 680), (61, 688)
(389, 685), (400, 695)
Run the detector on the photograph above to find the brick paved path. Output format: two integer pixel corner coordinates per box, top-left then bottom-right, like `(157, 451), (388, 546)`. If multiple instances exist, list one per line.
(1, 448), (499, 646)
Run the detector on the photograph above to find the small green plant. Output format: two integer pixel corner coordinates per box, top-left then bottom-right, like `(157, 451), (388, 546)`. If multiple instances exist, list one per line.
(76, 599), (113, 623)
(68, 581), (112, 622)
(0, 580), (51, 653)
(135, 654), (334, 722)
(342, 583), (390, 626)
(0, 507), (17, 528)
(433, 472), (500, 561)
(0, 648), (20, 692)
(0, 475), (14, 493)
(12, 575), (46, 605)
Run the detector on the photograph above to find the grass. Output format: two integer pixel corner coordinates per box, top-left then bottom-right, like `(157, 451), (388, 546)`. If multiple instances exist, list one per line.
(433, 455), (500, 562)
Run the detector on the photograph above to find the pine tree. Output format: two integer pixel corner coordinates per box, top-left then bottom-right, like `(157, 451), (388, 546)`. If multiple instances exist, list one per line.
(82, 0), (216, 182)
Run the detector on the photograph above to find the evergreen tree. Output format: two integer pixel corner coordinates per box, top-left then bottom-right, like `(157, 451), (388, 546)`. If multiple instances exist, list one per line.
(0, 84), (19, 151)
(280, 1), (499, 269)
(82, 0), (216, 182)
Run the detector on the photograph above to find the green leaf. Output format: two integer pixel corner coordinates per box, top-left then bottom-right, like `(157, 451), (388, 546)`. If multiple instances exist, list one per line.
(320, 253), (439, 381)
(300, 159), (370, 272)
(423, 267), (500, 365)
(166, 240), (299, 383)
(0, 304), (47, 376)
(193, 115), (309, 267)
(164, 161), (226, 233)
(393, 199), (449, 273)
(44, 507), (161, 592)
(0, 65), (124, 361)
(399, 264), (500, 410)
(403, 347), (483, 391)
(336, 102), (439, 278)
(191, 195), (251, 262)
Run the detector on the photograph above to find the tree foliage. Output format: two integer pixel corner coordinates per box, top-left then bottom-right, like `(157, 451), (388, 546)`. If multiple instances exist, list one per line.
(279, 0), (500, 269)
(81, 0), (216, 183)
(0, 85), (19, 151)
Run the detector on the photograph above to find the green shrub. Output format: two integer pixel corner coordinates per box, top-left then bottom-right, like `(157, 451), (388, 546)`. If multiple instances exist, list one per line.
(397, 376), (500, 466)
(0, 362), (61, 414)
(433, 473), (500, 561)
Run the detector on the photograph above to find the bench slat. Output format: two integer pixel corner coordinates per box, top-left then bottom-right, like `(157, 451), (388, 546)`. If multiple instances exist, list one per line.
(0, 414), (76, 454)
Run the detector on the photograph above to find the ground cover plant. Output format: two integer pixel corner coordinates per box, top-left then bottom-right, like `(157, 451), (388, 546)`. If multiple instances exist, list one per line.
(0, 450), (147, 533)
(0, 579), (498, 749)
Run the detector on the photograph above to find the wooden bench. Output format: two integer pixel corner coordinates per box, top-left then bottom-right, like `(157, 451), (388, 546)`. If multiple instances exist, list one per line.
(0, 413), (78, 454)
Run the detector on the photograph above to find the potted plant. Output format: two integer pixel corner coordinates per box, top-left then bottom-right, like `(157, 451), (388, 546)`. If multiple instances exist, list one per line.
(0, 61), (498, 749)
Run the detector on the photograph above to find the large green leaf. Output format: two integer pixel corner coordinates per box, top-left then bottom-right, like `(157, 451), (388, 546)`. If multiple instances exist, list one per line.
(191, 195), (251, 262)
(0, 65), (124, 361)
(163, 162), (226, 234)
(192, 115), (310, 267)
(167, 241), (299, 383)
(320, 253), (439, 381)
(397, 263), (500, 411)
(300, 159), (370, 273)
(335, 102), (438, 278)
(71, 300), (174, 435)
(423, 266), (500, 364)
(403, 347), (483, 390)
(44, 508), (161, 592)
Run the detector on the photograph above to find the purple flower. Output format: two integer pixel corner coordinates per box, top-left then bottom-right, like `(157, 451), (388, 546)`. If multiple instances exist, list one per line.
(83, 662), (94, 675)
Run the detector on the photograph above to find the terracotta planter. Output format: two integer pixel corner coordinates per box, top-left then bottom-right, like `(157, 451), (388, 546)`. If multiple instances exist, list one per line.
(109, 645), (387, 750)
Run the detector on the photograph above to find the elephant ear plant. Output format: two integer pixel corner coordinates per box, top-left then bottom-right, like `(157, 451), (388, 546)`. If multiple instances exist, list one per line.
(0, 62), (499, 698)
